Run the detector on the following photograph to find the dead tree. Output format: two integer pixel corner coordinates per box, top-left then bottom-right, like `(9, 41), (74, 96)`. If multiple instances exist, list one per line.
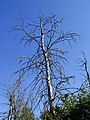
(0, 78), (23, 120)
(12, 14), (78, 114)
(79, 52), (90, 91)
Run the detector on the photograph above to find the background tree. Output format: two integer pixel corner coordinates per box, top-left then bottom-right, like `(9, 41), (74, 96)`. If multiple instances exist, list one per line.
(0, 78), (35, 120)
(12, 14), (78, 114)
(78, 52), (90, 91)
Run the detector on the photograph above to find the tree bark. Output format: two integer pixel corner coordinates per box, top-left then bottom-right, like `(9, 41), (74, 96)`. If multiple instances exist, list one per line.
(40, 20), (55, 113)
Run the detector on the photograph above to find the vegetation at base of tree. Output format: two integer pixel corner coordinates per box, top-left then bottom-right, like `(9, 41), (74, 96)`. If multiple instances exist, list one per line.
(41, 90), (90, 120)
(66, 93), (90, 120)
(14, 105), (35, 120)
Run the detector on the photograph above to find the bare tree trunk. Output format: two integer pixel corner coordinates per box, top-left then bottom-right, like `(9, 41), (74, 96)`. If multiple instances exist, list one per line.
(40, 20), (55, 113)
(8, 93), (16, 120)
(8, 96), (13, 120)
(82, 53), (90, 91)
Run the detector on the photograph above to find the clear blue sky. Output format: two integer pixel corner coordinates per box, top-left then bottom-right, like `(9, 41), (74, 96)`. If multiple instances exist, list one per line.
(0, 0), (90, 117)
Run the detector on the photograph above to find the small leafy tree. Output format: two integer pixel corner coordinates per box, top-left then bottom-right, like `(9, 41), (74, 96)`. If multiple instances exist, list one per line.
(63, 91), (90, 120)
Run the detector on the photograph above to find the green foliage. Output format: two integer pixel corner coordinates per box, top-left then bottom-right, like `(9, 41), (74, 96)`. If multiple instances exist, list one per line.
(41, 90), (90, 120)
(41, 110), (53, 120)
(64, 93), (90, 120)
(15, 105), (35, 120)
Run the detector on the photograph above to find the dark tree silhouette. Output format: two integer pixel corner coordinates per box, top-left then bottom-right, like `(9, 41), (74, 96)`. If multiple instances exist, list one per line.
(12, 14), (78, 114)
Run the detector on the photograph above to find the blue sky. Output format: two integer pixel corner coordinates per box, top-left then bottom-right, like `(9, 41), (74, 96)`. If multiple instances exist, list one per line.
(0, 0), (90, 117)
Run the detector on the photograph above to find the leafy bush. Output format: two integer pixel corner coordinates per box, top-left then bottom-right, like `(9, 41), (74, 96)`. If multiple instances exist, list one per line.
(41, 90), (90, 120)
